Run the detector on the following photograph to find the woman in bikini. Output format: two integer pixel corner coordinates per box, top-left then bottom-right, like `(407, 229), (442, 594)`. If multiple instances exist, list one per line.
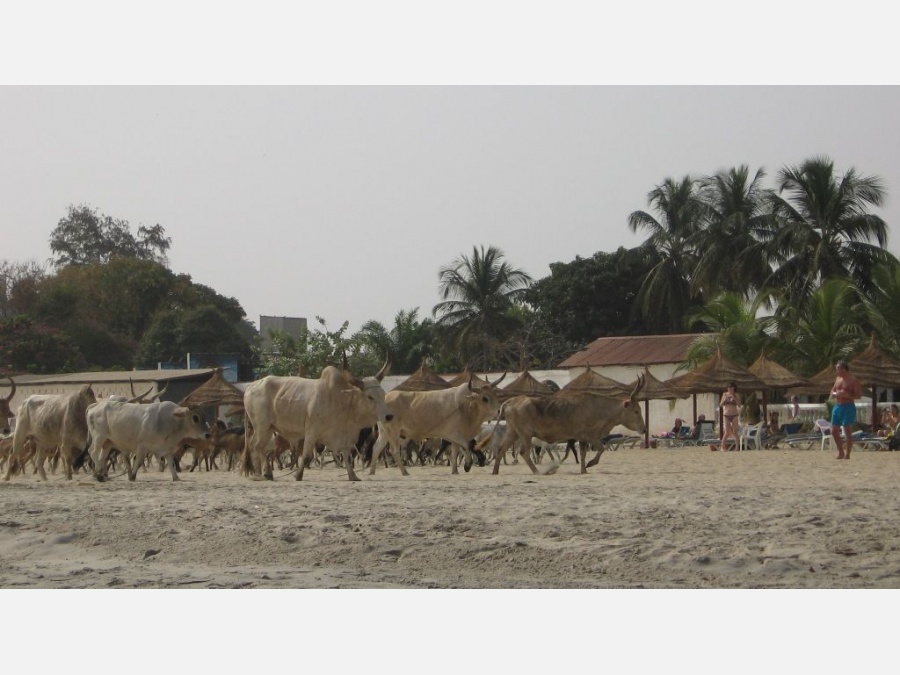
(717, 382), (741, 451)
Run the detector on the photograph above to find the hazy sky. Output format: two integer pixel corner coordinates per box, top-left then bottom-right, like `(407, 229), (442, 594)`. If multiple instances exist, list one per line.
(3, 86), (899, 333)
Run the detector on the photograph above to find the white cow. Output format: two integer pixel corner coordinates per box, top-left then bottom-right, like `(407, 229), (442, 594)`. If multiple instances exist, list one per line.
(88, 400), (210, 482)
(242, 359), (392, 482)
(3, 385), (96, 481)
(369, 374), (505, 476)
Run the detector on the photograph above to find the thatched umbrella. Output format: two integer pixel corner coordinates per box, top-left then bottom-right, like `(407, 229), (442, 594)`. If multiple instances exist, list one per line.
(499, 370), (556, 401)
(178, 368), (245, 418)
(392, 360), (450, 392)
(624, 366), (687, 448)
(848, 335), (900, 428)
(668, 350), (768, 436)
(747, 354), (811, 426)
(560, 368), (630, 397)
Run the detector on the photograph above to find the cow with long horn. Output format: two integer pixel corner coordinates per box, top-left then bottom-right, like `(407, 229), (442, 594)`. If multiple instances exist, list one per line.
(241, 354), (393, 481)
(369, 370), (505, 476)
(488, 373), (647, 475)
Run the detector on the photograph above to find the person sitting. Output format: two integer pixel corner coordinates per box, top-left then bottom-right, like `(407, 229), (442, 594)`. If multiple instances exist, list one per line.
(690, 414), (709, 440)
(877, 404), (900, 438)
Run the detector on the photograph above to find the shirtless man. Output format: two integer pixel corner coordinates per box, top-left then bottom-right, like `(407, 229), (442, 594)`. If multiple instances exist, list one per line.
(830, 360), (862, 460)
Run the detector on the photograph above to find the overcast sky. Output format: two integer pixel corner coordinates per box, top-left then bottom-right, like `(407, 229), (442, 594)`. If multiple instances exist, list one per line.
(3, 5), (898, 335)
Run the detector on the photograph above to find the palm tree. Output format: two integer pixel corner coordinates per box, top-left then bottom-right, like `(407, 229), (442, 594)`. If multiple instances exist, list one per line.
(768, 277), (867, 377)
(854, 259), (900, 358)
(433, 245), (532, 369)
(684, 292), (773, 369)
(764, 156), (893, 307)
(354, 308), (436, 375)
(693, 165), (772, 301)
(628, 176), (706, 333)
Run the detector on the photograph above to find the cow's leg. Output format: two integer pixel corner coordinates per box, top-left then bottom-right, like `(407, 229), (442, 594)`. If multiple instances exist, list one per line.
(92, 437), (112, 481)
(388, 438), (409, 476)
(343, 446), (361, 481)
(129, 447), (150, 481)
(295, 438), (311, 481)
(585, 442), (604, 469)
(33, 444), (49, 481)
(492, 433), (517, 474)
(517, 439), (540, 474)
(167, 452), (180, 481)
(368, 433), (389, 475)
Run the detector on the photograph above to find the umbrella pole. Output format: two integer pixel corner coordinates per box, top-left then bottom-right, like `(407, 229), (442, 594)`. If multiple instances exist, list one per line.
(762, 391), (768, 429)
(644, 399), (650, 449)
(872, 385), (878, 430)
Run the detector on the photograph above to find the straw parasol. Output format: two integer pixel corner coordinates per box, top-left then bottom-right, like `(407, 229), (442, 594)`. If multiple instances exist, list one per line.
(848, 336), (900, 427)
(391, 359), (450, 392)
(499, 370), (556, 401)
(667, 350), (768, 434)
(624, 366), (688, 448)
(747, 354), (811, 425)
(560, 368), (630, 397)
(178, 368), (245, 411)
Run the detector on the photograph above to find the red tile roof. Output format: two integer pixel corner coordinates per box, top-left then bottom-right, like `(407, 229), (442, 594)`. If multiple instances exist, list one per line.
(558, 334), (702, 368)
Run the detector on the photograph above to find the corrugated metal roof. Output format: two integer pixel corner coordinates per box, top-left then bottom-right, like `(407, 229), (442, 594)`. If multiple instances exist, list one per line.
(10, 368), (216, 385)
(558, 334), (702, 368)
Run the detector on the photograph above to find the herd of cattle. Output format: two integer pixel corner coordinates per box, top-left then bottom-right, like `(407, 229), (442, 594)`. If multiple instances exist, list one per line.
(0, 363), (649, 483)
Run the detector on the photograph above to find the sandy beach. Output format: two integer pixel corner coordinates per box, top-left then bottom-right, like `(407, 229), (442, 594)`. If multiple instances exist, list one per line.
(2, 444), (900, 590)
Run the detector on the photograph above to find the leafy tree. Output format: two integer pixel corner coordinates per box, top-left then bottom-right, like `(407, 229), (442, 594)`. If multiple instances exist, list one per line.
(0, 259), (47, 320)
(354, 308), (436, 375)
(524, 246), (653, 346)
(135, 305), (252, 369)
(253, 317), (367, 379)
(855, 260), (900, 358)
(433, 245), (532, 369)
(49, 204), (172, 268)
(0, 316), (85, 373)
(764, 156), (894, 306)
(768, 278), (867, 377)
(628, 176), (707, 333)
(693, 165), (772, 301)
(683, 292), (772, 368)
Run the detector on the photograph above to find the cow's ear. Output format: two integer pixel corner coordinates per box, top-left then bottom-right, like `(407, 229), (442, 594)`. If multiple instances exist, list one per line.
(623, 400), (631, 408)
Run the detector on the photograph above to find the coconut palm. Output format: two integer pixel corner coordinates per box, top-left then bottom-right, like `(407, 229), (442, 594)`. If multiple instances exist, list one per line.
(433, 245), (532, 369)
(628, 176), (706, 333)
(683, 292), (772, 369)
(693, 165), (773, 301)
(854, 259), (900, 358)
(764, 156), (893, 306)
(354, 308), (436, 375)
(768, 277), (867, 377)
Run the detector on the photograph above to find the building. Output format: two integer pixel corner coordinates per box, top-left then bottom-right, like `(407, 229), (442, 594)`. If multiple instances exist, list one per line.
(258, 315), (308, 353)
(558, 334), (716, 436)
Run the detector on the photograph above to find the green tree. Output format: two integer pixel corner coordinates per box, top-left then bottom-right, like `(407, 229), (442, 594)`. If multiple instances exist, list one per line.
(354, 308), (436, 375)
(628, 176), (706, 333)
(768, 278), (867, 377)
(524, 246), (652, 346)
(135, 305), (252, 369)
(0, 316), (85, 373)
(852, 259), (900, 358)
(49, 204), (172, 268)
(683, 292), (772, 368)
(764, 156), (893, 306)
(693, 165), (772, 300)
(433, 245), (532, 370)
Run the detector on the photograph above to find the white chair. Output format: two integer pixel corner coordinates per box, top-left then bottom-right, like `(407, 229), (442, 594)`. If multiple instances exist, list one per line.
(815, 418), (832, 452)
(739, 421), (765, 451)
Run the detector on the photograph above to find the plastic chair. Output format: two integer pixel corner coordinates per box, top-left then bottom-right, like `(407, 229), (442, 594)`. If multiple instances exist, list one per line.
(739, 421), (765, 451)
(815, 418), (832, 452)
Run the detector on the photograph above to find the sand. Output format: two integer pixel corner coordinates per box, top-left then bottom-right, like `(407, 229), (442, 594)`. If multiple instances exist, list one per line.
(2, 445), (900, 589)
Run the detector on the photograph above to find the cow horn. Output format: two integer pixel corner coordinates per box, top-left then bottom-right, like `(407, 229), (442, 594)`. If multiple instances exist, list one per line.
(2, 376), (15, 402)
(129, 378), (137, 398)
(128, 384), (155, 403)
(490, 371), (507, 387)
(630, 373), (645, 399)
(374, 354), (391, 382)
(151, 383), (169, 402)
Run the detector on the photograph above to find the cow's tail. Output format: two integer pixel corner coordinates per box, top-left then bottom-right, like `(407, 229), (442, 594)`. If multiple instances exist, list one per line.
(240, 428), (255, 477)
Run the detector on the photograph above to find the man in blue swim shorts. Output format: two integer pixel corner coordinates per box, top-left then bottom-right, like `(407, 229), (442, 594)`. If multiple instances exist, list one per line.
(830, 361), (862, 460)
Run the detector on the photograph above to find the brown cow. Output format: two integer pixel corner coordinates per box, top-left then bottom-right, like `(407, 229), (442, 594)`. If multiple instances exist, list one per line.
(489, 375), (646, 475)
